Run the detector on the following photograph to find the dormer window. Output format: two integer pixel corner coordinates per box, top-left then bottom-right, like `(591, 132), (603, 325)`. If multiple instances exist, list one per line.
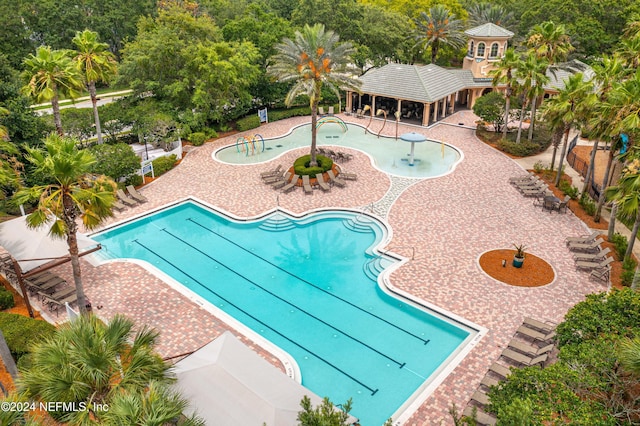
(490, 43), (499, 58)
(476, 42), (485, 57)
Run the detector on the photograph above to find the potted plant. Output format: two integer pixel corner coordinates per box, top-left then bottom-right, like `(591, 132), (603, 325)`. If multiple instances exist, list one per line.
(512, 244), (526, 268)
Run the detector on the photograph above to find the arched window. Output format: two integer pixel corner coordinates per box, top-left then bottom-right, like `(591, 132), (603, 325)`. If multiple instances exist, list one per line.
(476, 42), (485, 57)
(490, 43), (499, 58)
(468, 41), (474, 57)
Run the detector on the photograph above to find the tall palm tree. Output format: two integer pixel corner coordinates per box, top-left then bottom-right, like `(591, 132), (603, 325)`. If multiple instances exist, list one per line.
(467, 2), (515, 29)
(18, 314), (202, 424)
(541, 73), (593, 187)
(12, 134), (117, 315)
(514, 53), (549, 143)
(526, 21), (574, 65)
(72, 30), (118, 145)
(606, 168), (640, 259)
(268, 24), (361, 167)
(412, 5), (466, 64)
(490, 48), (522, 139)
(21, 46), (84, 136)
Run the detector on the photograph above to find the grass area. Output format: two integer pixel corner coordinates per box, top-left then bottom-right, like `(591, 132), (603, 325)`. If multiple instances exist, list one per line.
(30, 87), (132, 110)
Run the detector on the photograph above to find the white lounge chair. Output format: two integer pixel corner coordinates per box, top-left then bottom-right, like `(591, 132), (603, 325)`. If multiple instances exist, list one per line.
(501, 348), (548, 367)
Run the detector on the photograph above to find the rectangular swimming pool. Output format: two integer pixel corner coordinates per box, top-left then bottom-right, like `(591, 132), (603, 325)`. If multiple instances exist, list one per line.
(92, 200), (477, 425)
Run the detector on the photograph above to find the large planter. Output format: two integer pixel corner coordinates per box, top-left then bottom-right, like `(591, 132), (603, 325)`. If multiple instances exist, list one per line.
(512, 256), (525, 268)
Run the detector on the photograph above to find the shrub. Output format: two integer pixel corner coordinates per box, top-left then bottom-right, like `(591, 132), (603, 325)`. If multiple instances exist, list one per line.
(610, 233), (628, 260)
(151, 154), (178, 177)
(124, 174), (143, 187)
(203, 127), (218, 139)
(293, 155), (333, 176)
(0, 288), (14, 310)
(268, 106), (311, 121)
(579, 194), (596, 215)
(88, 143), (142, 182)
(621, 257), (637, 286)
(0, 313), (56, 362)
(496, 139), (543, 156)
(236, 115), (260, 131)
(533, 160), (545, 173)
(558, 181), (580, 200)
(189, 132), (206, 146)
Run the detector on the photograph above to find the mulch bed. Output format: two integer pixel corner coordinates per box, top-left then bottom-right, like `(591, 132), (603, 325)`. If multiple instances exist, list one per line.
(479, 249), (555, 287)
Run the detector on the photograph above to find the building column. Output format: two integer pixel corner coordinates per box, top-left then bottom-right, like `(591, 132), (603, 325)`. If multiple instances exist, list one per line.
(396, 99), (402, 122)
(422, 103), (431, 127)
(432, 101), (438, 122)
(371, 95), (376, 116)
(449, 93), (455, 114)
(441, 97), (447, 118)
(346, 91), (352, 113)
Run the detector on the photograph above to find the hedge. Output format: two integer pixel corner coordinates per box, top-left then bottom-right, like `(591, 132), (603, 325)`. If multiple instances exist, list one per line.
(236, 106), (313, 132)
(293, 154), (333, 176)
(152, 154), (178, 177)
(0, 288), (14, 311)
(189, 132), (207, 146)
(0, 313), (56, 362)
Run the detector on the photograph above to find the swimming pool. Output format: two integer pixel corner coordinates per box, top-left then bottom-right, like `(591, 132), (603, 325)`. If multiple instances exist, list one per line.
(214, 122), (463, 178)
(92, 200), (477, 425)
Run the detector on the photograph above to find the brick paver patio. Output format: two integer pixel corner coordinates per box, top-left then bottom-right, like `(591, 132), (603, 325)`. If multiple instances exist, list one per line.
(41, 111), (602, 425)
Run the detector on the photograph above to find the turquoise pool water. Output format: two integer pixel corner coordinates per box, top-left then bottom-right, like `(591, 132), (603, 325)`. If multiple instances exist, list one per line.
(93, 201), (473, 425)
(215, 123), (462, 178)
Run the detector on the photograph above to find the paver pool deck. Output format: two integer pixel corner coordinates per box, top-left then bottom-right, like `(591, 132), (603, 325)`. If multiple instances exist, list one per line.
(48, 111), (603, 425)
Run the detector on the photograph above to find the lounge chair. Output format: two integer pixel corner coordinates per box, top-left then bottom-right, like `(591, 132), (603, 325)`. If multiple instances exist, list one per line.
(500, 348), (548, 367)
(573, 247), (611, 262)
(41, 286), (76, 303)
(480, 375), (499, 388)
(327, 170), (346, 188)
(336, 166), (357, 180)
(462, 406), (497, 426)
(523, 317), (556, 333)
(590, 266), (611, 283)
(567, 238), (604, 253)
(302, 175), (313, 195)
(355, 108), (363, 118)
(44, 292), (79, 316)
(554, 195), (571, 213)
(516, 325), (556, 343)
(488, 362), (511, 379)
(507, 339), (555, 357)
(565, 231), (600, 246)
(470, 390), (490, 407)
(315, 173), (331, 192)
(271, 172), (292, 189)
(126, 185), (147, 203)
(515, 177), (542, 189)
(260, 164), (283, 178)
(27, 275), (65, 295)
(575, 256), (614, 271)
(117, 189), (137, 207)
(113, 200), (127, 212)
(263, 171), (286, 184)
(508, 173), (535, 183)
(328, 106), (334, 115)
(318, 106), (326, 116)
(281, 174), (299, 193)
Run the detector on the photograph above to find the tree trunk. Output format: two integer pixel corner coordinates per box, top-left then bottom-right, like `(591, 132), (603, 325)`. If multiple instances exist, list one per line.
(582, 139), (599, 195)
(595, 148), (615, 222)
(502, 86), (511, 140)
(63, 193), (88, 315)
(88, 81), (103, 144)
(632, 263), (640, 290)
(527, 96), (537, 140)
(608, 202), (618, 241)
(625, 210), (640, 260)
(549, 126), (563, 171)
(554, 126), (570, 186)
(431, 40), (439, 64)
(51, 92), (64, 136)
(515, 103), (526, 143)
(0, 330), (17, 380)
(310, 100), (318, 167)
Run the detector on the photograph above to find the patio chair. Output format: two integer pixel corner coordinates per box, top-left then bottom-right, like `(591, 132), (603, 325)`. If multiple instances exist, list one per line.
(470, 390), (490, 407)
(575, 256), (614, 272)
(302, 175), (313, 195)
(355, 108), (363, 118)
(117, 189), (137, 207)
(507, 339), (555, 357)
(516, 325), (556, 343)
(462, 406), (497, 426)
(126, 185), (147, 203)
(590, 265), (611, 283)
(260, 164), (282, 178)
(281, 174), (299, 193)
(501, 348), (548, 367)
(327, 170), (346, 188)
(573, 247), (611, 263)
(554, 195), (571, 213)
(328, 106), (334, 116)
(565, 231), (600, 246)
(488, 362), (512, 379)
(567, 238), (604, 253)
(523, 317), (556, 333)
(318, 106), (326, 116)
(315, 173), (331, 192)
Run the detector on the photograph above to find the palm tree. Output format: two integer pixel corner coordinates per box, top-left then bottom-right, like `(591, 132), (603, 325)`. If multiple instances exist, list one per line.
(268, 24), (361, 167)
(72, 30), (117, 145)
(412, 5), (466, 64)
(514, 53), (549, 143)
(619, 337), (640, 374)
(17, 314), (201, 424)
(490, 48), (522, 139)
(12, 134), (117, 315)
(526, 21), (574, 65)
(606, 168), (640, 259)
(541, 73), (593, 187)
(21, 46), (84, 136)
(467, 2), (515, 29)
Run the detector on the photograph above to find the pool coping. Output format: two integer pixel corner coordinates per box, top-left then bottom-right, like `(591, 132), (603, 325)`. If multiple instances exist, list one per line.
(88, 195), (486, 423)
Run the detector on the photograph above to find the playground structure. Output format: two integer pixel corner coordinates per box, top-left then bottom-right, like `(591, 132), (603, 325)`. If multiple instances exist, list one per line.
(236, 134), (265, 156)
(316, 116), (348, 133)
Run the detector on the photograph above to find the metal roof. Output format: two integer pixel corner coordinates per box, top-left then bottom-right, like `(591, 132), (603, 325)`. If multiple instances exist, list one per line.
(465, 23), (514, 38)
(359, 63), (467, 103)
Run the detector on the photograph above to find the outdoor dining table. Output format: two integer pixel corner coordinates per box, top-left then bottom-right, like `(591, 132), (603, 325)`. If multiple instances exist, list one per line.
(543, 195), (560, 212)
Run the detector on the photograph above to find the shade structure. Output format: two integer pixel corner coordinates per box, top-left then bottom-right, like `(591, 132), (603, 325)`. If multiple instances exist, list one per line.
(0, 215), (99, 273)
(399, 132), (427, 165)
(173, 332), (358, 426)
